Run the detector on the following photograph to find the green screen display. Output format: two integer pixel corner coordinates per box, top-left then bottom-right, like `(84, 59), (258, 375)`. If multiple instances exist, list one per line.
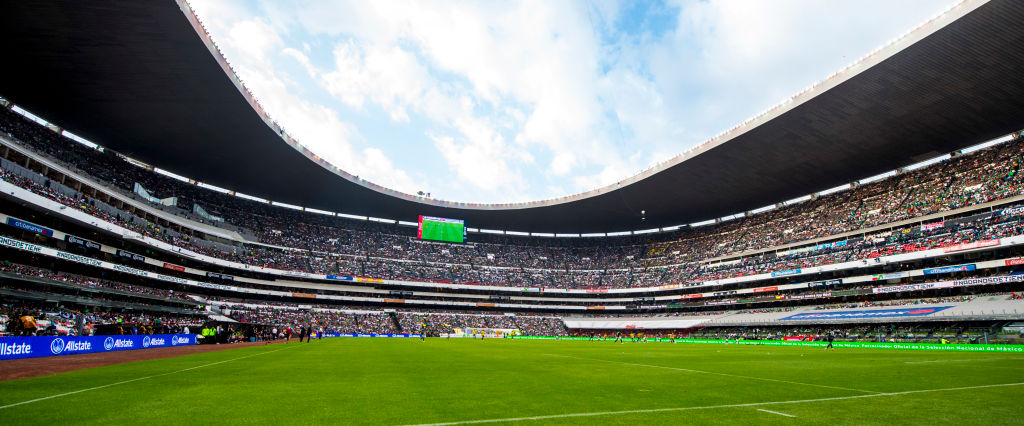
(418, 215), (465, 243)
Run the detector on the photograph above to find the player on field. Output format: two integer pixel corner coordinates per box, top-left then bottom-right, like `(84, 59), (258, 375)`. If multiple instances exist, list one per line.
(825, 332), (834, 350)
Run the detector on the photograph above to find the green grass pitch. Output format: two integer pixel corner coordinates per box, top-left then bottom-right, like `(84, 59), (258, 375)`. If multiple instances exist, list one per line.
(1, 338), (1022, 425)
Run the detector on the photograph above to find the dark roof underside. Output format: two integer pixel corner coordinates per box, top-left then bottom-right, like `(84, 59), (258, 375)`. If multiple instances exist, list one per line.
(1, 1), (1024, 233)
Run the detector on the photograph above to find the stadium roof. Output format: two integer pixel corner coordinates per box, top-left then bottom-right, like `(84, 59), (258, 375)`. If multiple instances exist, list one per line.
(1, 0), (1023, 233)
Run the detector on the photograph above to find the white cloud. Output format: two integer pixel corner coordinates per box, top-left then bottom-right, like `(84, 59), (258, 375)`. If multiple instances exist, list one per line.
(432, 134), (525, 195)
(647, 0), (957, 142)
(191, 0), (959, 204)
(223, 18), (281, 66)
(572, 162), (636, 195)
(188, 10), (419, 195)
(549, 152), (577, 176)
(278, 1), (614, 191)
(320, 41), (431, 122)
(233, 62), (418, 193)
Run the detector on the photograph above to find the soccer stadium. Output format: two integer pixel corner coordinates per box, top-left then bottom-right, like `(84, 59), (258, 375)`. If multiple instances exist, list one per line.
(1, 0), (1023, 424)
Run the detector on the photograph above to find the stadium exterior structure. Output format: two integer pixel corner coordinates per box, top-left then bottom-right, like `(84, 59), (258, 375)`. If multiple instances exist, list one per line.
(1, 0), (1024, 233)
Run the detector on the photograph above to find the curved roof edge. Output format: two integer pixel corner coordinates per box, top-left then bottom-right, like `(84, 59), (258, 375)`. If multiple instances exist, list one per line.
(177, 0), (984, 211)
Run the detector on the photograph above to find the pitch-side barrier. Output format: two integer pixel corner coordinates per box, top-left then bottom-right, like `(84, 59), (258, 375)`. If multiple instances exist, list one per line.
(0, 334), (198, 361)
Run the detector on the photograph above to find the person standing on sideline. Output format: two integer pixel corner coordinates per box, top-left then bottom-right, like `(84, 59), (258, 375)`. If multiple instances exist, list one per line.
(19, 311), (37, 336)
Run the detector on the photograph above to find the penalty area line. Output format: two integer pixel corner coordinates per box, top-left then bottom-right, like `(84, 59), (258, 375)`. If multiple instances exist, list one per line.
(903, 358), (1016, 364)
(0, 344), (298, 410)
(545, 354), (878, 394)
(757, 408), (796, 418)
(406, 382), (1024, 425)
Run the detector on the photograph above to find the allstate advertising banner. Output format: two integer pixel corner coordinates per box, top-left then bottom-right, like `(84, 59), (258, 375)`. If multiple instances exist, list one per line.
(0, 334), (198, 361)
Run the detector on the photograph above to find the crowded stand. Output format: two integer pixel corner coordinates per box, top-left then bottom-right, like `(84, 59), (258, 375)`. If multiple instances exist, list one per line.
(394, 312), (517, 335)
(222, 303), (398, 335)
(0, 262), (196, 303)
(514, 316), (570, 337)
(3, 143), (1023, 291)
(0, 103), (1023, 343)
(4, 104), (1024, 292)
(688, 322), (1023, 345)
(0, 301), (203, 337)
(212, 298), (569, 337)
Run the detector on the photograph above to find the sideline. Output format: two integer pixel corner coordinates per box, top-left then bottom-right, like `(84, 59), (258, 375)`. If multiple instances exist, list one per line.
(0, 344), (298, 410)
(545, 354), (878, 394)
(406, 382), (1024, 425)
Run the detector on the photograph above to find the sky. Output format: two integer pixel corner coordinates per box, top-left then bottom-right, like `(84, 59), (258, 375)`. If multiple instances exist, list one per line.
(188, 0), (959, 204)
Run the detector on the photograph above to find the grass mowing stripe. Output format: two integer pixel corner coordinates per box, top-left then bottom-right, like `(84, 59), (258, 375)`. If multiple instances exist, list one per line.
(0, 344), (297, 410)
(406, 381), (1024, 425)
(546, 353), (879, 394)
(757, 409), (797, 418)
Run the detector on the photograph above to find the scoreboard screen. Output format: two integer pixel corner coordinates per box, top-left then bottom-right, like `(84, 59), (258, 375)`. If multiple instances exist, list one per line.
(418, 215), (465, 243)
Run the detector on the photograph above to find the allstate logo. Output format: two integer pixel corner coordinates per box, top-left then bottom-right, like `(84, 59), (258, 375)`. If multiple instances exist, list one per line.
(171, 336), (180, 346)
(142, 336), (151, 348)
(104, 337), (114, 351)
(50, 338), (65, 355)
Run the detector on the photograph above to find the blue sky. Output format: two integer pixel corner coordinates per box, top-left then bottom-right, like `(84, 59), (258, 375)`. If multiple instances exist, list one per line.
(189, 0), (959, 204)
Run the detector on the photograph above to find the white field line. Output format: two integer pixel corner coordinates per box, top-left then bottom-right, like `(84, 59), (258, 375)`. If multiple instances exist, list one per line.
(545, 354), (878, 394)
(406, 382), (1024, 425)
(757, 408), (796, 418)
(0, 345), (296, 410)
(903, 358), (1016, 364)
